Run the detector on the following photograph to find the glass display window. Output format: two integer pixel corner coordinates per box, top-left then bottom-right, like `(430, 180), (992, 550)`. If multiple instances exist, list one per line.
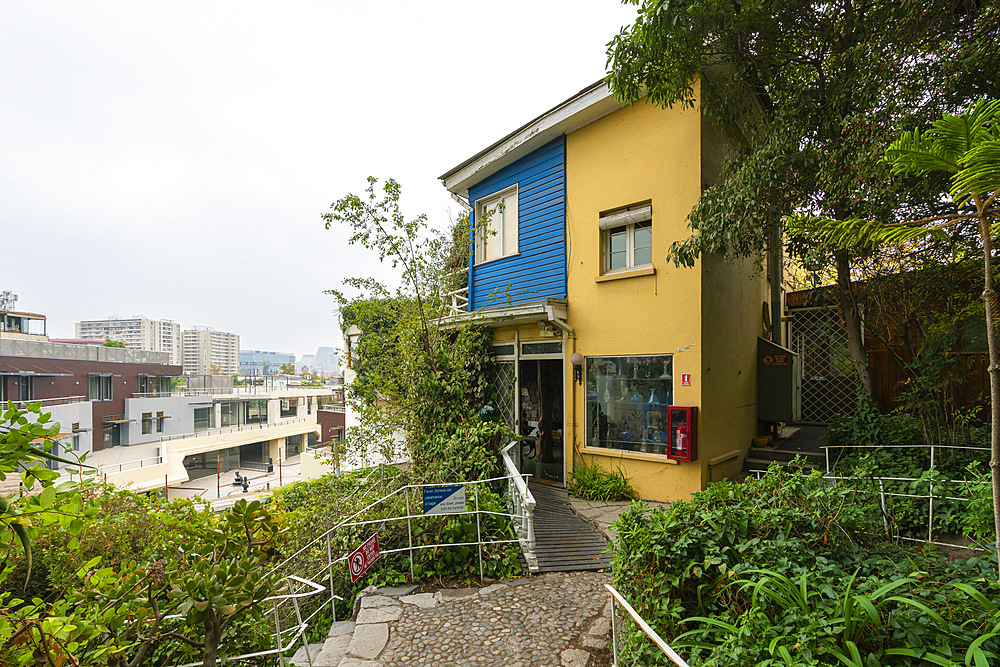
(585, 355), (674, 454)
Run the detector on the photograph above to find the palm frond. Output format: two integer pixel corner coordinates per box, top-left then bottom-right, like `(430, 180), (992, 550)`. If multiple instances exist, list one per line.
(952, 140), (1000, 204)
(786, 215), (950, 249)
(883, 128), (959, 176)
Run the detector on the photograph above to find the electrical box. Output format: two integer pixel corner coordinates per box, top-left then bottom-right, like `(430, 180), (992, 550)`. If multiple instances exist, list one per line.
(665, 405), (698, 462)
(757, 337), (801, 423)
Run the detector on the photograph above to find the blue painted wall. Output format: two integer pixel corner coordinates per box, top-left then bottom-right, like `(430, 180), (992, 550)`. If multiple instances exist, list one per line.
(467, 136), (566, 310)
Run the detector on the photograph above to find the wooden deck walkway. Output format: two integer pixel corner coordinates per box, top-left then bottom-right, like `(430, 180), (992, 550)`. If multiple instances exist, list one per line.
(528, 480), (613, 573)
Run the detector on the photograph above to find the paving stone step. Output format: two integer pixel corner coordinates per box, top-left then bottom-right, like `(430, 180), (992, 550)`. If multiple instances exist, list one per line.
(744, 457), (820, 473)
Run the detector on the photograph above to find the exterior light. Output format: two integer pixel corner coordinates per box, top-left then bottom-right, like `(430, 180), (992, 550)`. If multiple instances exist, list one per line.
(570, 352), (584, 385)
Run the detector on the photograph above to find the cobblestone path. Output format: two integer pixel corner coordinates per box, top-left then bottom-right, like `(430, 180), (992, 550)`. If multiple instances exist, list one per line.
(309, 571), (613, 666)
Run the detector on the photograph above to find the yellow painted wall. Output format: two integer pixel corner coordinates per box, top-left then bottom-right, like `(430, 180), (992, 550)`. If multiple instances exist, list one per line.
(700, 252), (767, 484)
(564, 97), (705, 502)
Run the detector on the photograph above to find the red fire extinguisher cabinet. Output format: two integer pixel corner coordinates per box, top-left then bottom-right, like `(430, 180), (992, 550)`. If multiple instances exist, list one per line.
(666, 406), (698, 462)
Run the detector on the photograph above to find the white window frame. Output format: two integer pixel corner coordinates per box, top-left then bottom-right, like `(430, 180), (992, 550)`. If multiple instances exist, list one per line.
(600, 203), (653, 274)
(474, 184), (519, 265)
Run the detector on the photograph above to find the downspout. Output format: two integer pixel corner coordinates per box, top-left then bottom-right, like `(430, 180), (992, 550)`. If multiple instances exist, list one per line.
(769, 220), (783, 347)
(544, 305), (575, 336)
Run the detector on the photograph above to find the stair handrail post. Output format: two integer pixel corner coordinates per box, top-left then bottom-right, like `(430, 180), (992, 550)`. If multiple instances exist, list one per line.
(290, 584), (312, 667)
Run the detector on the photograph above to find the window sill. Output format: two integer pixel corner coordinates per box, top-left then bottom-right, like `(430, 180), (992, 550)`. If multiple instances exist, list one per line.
(474, 252), (520, 267)
(595, 265), (655, 283)
(581, 445), (680, 464)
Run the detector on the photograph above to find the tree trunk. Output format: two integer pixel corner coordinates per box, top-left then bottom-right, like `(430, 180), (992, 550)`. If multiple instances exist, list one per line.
(976, 206), (1000, 579)
(202, 618), (221, 667)
(835, 249), (874, 397)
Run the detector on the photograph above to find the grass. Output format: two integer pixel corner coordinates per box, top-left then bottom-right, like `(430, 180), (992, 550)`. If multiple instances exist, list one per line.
(569, 459), (635, 501)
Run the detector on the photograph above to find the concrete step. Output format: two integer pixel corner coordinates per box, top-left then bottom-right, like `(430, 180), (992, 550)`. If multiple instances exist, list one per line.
(290, 642), (325, 667)
(750, 447), (825, 463)
(744, 457), (820, 474)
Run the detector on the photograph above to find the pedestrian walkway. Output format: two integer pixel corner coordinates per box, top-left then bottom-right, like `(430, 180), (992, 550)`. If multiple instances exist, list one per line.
(529, 481), (612, 573)
(293, 572), (614, 667)
(168, 456), (303, 511)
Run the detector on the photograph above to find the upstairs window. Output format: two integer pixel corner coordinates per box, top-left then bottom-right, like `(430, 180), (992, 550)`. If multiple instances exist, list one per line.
(601, 203), (652, 273)
(88, 374), (113, 401)
(475, 185), (518, 264)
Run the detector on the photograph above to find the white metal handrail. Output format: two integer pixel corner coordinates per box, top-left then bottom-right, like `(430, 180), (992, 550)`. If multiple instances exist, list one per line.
(605, 584), (690, 667)
(165, 575), (326, 667)
(501, 441), (536, 571)
(158, 417), (308, 442)
(822, 442), (991, 547)
(1, 396), (88, 410)
(269, 472), (527, 579)
(265, 467), (532, 652)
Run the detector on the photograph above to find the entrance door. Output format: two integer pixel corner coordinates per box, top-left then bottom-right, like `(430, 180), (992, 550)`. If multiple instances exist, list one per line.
(518, 359), (564, 483)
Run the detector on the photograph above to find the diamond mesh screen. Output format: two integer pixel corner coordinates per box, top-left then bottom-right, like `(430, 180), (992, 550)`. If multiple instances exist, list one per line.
(790, 307), (857, 423)
(490, 361), (516, 431)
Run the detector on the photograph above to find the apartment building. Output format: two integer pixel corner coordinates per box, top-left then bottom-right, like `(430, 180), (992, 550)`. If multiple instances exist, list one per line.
(182, 327), (240, 375)
(76, 316), (182, 365)
(1, 335), (181, 467)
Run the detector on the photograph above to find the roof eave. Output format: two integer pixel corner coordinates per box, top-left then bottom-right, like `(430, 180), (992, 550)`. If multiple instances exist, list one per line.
(440, 80), (623, 199)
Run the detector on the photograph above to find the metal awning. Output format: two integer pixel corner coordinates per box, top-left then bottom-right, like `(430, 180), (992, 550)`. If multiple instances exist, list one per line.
(29, 433), (73, 443)
(104, 418), (135, 424)
(0, 360), (73, 376)
(437, 299), (574, 335)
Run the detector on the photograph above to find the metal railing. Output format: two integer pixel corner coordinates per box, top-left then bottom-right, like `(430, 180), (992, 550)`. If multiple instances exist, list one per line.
(501, 441), (537, 571)
(266, 467), (531, 643)
(133, 387), (340, 399)
(446, 286), (469, 314)
(1, 396), (88, 410)
(96, 455), (164, 475)
(0, 338), (171, 365)
(823, 443), (991, 550)
(168, 575), (327, 667)
(605, 584), (690, 667)
(158, 417), (309, 443)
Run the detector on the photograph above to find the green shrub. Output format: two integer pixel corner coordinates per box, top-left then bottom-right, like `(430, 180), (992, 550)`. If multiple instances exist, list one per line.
(569, 459), (635, 501)
(610, 464), (1000, 666)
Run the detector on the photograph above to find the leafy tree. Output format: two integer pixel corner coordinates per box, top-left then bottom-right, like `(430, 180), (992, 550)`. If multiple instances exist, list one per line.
(278, 362), (296, 375)
(323, 178), (510, 481)
(792, 99), (1000, 576)
(1, 403), (95, 581)
(100, 339), (125, 348)
(606, 0), (1000, 395)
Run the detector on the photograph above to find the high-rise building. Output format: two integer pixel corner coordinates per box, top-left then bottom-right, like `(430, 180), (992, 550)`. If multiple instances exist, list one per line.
(76, 316), (181, 365)
(182, 327), (240, 375)
(239, 350), (295, 375)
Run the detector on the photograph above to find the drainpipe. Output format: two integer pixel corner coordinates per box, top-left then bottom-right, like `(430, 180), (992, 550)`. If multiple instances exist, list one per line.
(544, 305), (575, 336)
(769, 221), (783, 347)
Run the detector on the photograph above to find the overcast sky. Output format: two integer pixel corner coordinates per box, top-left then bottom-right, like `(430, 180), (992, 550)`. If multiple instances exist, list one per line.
(1, 1), (638, 361)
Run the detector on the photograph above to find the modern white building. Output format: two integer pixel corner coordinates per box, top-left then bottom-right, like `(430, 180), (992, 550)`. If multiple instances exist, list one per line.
(182, 327), (240, 375)
(76, 316), (182, 365)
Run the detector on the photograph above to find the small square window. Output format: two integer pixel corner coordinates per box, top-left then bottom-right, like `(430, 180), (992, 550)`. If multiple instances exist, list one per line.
(600, 204), (653, 273)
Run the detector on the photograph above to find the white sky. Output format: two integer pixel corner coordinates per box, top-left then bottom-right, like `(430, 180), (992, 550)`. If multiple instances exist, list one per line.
(1, 1), (638, 361)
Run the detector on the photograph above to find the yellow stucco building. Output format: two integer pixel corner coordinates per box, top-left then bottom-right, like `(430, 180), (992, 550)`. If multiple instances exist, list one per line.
(441, 80), (773, 502)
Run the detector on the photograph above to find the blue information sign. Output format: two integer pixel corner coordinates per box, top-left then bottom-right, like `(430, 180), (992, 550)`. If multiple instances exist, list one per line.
(422, 485), (465, 515)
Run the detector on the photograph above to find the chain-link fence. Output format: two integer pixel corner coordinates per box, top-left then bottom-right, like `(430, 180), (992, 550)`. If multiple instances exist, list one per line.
(789, 307), (857, 423)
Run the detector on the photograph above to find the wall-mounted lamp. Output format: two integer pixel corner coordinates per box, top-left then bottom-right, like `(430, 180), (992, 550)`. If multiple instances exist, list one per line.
(570, 352), (584, 385)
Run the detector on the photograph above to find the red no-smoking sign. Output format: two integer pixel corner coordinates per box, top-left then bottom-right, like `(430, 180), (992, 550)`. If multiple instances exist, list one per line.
(349, 534), (380, 582)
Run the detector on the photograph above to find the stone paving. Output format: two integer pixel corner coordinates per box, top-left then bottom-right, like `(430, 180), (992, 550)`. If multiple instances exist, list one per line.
(296, 572), (615, 667)
(289, 491), (666, 667)
(566, 496), (670, 542)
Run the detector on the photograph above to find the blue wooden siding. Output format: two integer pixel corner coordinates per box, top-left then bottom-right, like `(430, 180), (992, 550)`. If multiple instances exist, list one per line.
(467, 137), (566, 310)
